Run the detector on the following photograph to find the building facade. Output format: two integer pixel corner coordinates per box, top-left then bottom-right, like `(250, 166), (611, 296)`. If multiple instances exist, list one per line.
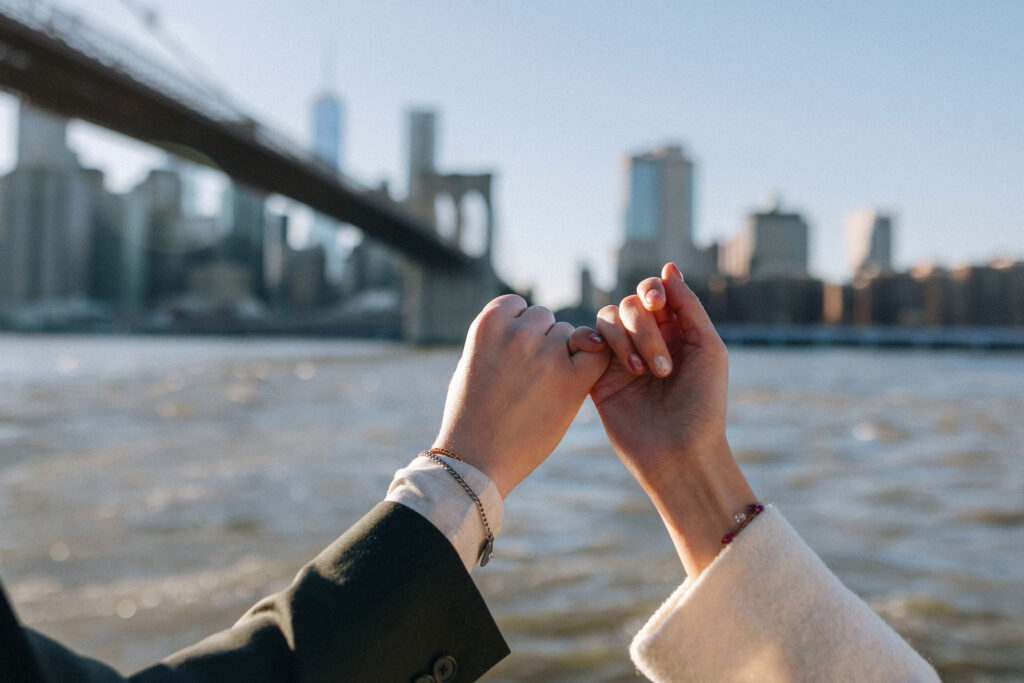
(0, 104), (99, 308)
(846, 209), (894, 276)
(615, 145), (702, 299)
(312, 92), (343, 170)
(721, 203), (809, 280)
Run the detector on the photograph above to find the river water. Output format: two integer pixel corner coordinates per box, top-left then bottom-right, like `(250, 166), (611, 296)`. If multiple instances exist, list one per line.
(0, 335), (1021, 681)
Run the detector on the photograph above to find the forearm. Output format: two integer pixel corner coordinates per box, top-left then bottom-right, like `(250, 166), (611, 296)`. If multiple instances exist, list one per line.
(633, 438), (756, 579)
(155, 501), (508, 681)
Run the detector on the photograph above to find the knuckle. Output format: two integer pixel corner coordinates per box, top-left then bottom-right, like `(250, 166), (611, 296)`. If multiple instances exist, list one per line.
(708, 340), (729, 362)
(474, 306), (506, 332)
(620, 294), (642, 311)
(494, 293), (526, 308)
(637, 276), (662, 293)
(527, 304), (555, 319)
(510, 321), (541, 344)
(551, 321), (574, 336)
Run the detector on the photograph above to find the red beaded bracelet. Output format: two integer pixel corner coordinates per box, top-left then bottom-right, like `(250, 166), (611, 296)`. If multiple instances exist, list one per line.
(721, 503), (765, 545)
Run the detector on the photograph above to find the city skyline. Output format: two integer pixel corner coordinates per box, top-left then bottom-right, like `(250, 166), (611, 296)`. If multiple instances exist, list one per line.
(1, 1), (1021, 308)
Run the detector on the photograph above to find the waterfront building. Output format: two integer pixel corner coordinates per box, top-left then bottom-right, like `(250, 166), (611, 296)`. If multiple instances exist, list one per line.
(708, 276), (824, 325)
(994, 259), (1024, 326)
(407, 109), (438, 224)
(909, 264), (954, 326)
(262, 212), (337, 313)
(284, 244), (332, 312)
(222, 182), (267, 297)
(122, 169), (183, 309)
(615, 144), (703, 299)
(721, 199), (809, 280)
(847, 209), (894, 276)
(86, 172), (125, 305)
(121, 169), (228, 310)
(0, 104), (100, 308)
(949, 263), (1015, 326)
(852, 270), (926, 326)
(341, 181), (402, 302)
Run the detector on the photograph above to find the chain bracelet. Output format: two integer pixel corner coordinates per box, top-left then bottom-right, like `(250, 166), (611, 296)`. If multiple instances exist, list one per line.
(418, 450), (495, 566)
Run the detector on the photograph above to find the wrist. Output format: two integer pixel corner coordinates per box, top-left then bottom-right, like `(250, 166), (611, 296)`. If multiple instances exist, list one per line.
(634, 439), (757, 578)
(431, 439), (514, 499)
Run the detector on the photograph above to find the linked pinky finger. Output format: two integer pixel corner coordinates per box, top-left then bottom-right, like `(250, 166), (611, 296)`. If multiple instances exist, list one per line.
(567, 326), (607, 354)
(596, 305), (645, 375)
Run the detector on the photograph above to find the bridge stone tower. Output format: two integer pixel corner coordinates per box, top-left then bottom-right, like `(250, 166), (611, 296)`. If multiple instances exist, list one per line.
(403, 110), (502, 345)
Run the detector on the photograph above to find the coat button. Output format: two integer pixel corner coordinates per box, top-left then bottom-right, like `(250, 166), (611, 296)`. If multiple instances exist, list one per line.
(413, 676), (436, 683)
(432, 654), (458, 682)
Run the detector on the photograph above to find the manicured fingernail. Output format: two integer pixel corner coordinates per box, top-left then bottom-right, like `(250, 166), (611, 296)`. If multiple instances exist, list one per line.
(668, 263), (683, 281)
(644, 290), (662, 306)
(590, 333), (604, 344)
(627, 353), (644, 373)
(653, 355), (672, 377)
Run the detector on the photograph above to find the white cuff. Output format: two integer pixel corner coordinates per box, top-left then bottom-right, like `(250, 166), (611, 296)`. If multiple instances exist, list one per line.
(385, 455), (504, 573)
(630, 506), (939, 683)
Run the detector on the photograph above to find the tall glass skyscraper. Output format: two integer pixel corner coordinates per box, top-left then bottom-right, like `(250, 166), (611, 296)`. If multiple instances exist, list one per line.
(616, 145), (698, 298)
(624, 158), (662, 240)
(310, 88), (345, 279)
(312, 93), (343, 170)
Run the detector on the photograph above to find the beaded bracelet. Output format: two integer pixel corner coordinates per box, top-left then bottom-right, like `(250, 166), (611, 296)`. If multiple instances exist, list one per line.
(721, 503), (765, 545)
(418, 449), (494, 566)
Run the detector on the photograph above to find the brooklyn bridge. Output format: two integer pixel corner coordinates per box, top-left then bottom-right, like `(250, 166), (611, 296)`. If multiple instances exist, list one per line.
(0, 0), (507, 342)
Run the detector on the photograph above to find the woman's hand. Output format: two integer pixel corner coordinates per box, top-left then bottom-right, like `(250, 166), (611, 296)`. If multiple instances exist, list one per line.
(434, 294), (610, 498)
(592, 263), (729, 481)
(592, 264), (755, 577)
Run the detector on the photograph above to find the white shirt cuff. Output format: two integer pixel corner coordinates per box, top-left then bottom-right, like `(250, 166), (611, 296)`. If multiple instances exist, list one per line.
(385, 455), (504, 573)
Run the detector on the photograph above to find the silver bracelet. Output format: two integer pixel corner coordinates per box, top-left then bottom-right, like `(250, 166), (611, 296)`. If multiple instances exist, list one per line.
(419, 450), (495, 567)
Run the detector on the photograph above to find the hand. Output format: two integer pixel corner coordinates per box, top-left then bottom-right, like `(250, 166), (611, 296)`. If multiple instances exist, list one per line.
(434, 294), (610, 498)
(592, 264), (755, 577)
(592, 263), (729, 480)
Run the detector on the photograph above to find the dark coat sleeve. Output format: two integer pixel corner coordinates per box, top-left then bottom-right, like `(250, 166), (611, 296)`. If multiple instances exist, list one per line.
(7, 501), (510, 682)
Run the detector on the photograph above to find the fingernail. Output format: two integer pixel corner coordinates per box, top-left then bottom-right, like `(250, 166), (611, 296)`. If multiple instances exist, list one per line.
(653, 355), (672, 377)
(627, 353), (644, 373)
(644, 290), (662, 306)
(590, 333), (604, 344)
(668, 263), (683, 281)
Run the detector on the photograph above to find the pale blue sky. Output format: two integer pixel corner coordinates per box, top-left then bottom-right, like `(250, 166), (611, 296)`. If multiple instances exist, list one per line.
(1, 0), (1022, 307)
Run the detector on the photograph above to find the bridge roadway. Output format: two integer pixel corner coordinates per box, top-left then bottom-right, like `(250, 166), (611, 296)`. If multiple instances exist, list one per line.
(0, 1), (470, 270)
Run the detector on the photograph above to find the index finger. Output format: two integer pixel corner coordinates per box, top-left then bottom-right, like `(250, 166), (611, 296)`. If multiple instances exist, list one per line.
(636, 277), (666, 312)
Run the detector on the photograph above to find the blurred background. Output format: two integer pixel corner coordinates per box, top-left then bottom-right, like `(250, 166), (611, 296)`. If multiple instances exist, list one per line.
(0, 1), (1022, 680)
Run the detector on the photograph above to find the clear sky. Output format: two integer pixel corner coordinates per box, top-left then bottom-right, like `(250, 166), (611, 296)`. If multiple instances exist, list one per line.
(1, 0), (1022, 308)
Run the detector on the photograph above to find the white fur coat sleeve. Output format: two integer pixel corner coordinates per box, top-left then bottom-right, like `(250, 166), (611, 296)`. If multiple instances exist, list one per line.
(629, 506), (939, 682)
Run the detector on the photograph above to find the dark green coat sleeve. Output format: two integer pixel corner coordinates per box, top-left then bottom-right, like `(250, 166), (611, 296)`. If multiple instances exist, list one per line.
(12, 501), (510, 682)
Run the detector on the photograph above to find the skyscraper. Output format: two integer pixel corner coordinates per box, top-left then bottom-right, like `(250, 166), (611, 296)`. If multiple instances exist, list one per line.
(222, 182), (267, 296)
(122, 168), (187, 309)
(0, 103), (97, 308)
(846, 209), (894, 276)
(407, 109), (437, 223)
(310, 80), (346, 281)
(312, 92), (343, 170)
(615, 145), (701, 298)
